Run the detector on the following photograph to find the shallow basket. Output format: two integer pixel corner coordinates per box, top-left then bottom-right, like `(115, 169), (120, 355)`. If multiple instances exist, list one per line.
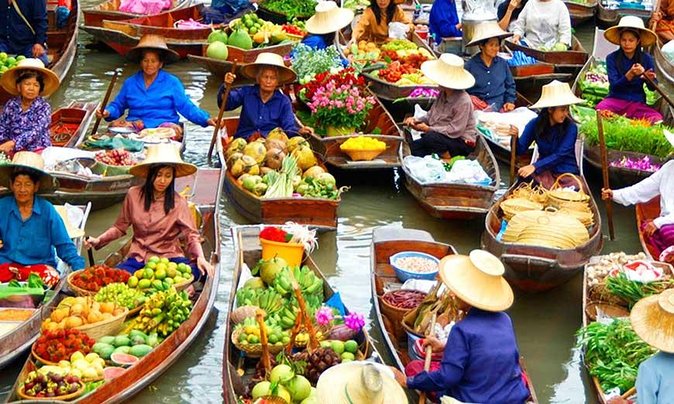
(74, 307), (129, 340)
(585, 302), (630, 322)
(18, 381), (85, 401)
(232, 328), (287, 358)
(547, 173), (590, 207)
(66, 271), (98, 296)
(31, 346), (62, 366)
(340, 147), (386, 162)
(378, 294), (415, 340)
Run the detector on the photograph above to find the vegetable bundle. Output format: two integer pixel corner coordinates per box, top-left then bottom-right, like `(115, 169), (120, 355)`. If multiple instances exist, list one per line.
(580, 115), (674, 158)
(291, 44), (343, 85)
(258, 0), (316, 20)
(605, 272), (674, 308)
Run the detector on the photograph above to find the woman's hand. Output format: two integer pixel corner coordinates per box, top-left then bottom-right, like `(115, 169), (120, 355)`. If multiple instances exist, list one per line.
(224, 72), (236, 85)
(197, 256), (213, 277)
(512, 34), (521, 44)
(0, 140), (15, 154)
(508, 0), (521, 10)
(206, 117), (226, 127)
(601, 188), (613, 201)
(0, 239), (3, 249)
(422, 336), (445, 353)
(503, 103), (516, 112)
(644, 69), (657, 81)
(84, 237), (100, 250)
(388, 366), (407, 388)
(508, 125), (519, 136)
(403, 116), (417, 127)
(644, 221), (658, 237)
(298, 126), (314, 136)
(96, 109), (110, 119)
(415, 122), (430, 132)
(518, 164), (536, 178)
(32, 43), (46, 57)
(652, 11), (663, 23)
(629, 63), (645, 79)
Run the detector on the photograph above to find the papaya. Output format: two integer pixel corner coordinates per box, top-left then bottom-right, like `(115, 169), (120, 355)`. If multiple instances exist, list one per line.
(129, 344), (153, 358)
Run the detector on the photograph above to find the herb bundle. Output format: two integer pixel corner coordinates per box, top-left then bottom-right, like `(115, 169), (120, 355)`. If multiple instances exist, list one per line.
(580, 115), (674, 158)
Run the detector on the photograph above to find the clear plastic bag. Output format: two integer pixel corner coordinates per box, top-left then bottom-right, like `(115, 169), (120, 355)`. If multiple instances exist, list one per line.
(403, 155), (446, 184)
(388, 22), (410, 39)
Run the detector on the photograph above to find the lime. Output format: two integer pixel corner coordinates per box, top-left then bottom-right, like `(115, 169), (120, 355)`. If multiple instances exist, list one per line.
(330, 340), (345, 355)
(245, 20), (254, 29)
(238, 332), (247, 342)
(164, 277), (174, 286)
(341, 352), (355, 361)
(282, 336), (290, 344)
(250, 27), (257, 35)
(134, 269), (144, 279)
(247, 334), (259, 344)
(16, 55), (25, 61)
(167, 267), (177, 278)
(144, 268), (154, 279)
(146, 261), (157, 270)
(127, 276), (139, 287)
(168, 262), (178, 270)
(268, 334), (279, 344)
(6, 57), (15, 65)
(155, 268), (167, 280)
(156, 262), (167, 273)
(160, 257), (169, 264)
(0, 52), (7, 60)
(344, 340), (358, 354)
(138, 279), (151, 289)
(149, 256), (160, 263)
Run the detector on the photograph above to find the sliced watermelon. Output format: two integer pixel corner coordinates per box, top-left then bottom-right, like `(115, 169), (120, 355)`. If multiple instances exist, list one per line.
(103, 366), (127, 380)
(110, 352), (139, 367)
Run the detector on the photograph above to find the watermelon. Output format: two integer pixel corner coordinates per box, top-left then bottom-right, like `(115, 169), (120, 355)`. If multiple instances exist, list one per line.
(103, 367), (127, 380)
(110, 352), (139, 367)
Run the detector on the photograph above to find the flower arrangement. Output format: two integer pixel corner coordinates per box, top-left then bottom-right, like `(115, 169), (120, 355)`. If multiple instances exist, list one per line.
(315, 306), (366, 336)
(610, 156), (661, 172)
(305, 68), (375, 131)
(259, 222), (318, 253)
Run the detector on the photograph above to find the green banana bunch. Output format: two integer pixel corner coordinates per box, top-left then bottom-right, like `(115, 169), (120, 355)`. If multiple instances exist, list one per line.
(134, 287), (193, 337)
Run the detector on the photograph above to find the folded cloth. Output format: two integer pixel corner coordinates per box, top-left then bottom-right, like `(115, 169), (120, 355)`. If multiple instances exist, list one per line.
(83, 136), (144, 152)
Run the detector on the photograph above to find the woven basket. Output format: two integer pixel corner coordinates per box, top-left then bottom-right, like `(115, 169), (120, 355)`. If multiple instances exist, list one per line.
(509, 181), (548, 204)
(67, 271), (98, 296)
(232, 328), (287, 358)
(18, 381), (85, 401)
(548, 173), (590, 207)
(31, 346), (62, 366)
(500, 198), (543, 221)
(503, 210), (590, 247)
(378, 294), (418, 340)
(585, 302), (630, 322)
(74, 308), (129, 340)
(340, 147), (386, 162)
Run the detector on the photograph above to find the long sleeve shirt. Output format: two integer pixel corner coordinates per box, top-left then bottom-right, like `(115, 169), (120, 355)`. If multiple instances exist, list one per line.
(429, 0), (462, 44)
(0, 96), (51, 152)
(105, 69), (210, 129)
(606, 49), (656, 103)
(217, 85), (299, 140)
(517, 115), (579, 175)
(352, 6), (412, 43)
(407, 308), (530, 403)
(0, 195), (84, 270)
(465, 54), (516, 111)
(613, 160), (674, 229)
(636, 352), (674, 404)
(0, 0), (47, 51)
(512, 0), (571, 50)
(96, 187), (203, 262)
(418, 90), (477, 142)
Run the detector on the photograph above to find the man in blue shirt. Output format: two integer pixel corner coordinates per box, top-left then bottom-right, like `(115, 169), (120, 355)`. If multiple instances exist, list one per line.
(429, 0), (462, 44)
(0, 152), (84, 272)
(0, 0), (49, 65)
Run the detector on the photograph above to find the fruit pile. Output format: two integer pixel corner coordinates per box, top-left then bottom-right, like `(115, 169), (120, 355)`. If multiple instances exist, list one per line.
(0, 53), (24, 75)
(130, 287), (192, 337)
(235, 317), (291, 346)
(127, 256), (193, 291)
(21, 371), (82, 398)
(251, 363), (315, 403)
(94, 283), (146, 310)
(340, 136), (386, 151)
(291, 347), (342, 384)
(231, 13), (303, 48)
(319, 339), (359, 363)
(343, 40), (381, 62)
(37, 351), (106, 381)
(70, 265), (130, 293)
(42, 297), (127, 332)
(94, 149), (135, 166)
(33, 329), (95, 363)
(92, 330), (158, 360)
(356, 39), (435, 86)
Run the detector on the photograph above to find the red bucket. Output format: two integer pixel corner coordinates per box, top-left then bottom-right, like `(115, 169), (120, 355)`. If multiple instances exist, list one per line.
(416, 28), (429, 40)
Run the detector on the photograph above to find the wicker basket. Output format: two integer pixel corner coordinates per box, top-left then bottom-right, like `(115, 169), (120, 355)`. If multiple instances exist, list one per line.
(340, 147), (386, 161)
(18, 381), (85, 401)
(548, 173), (590, 207)
(67, 271), (98, 296)
(74, 308), (129, 340)
(31, 346), (62, 366)
(232, 328), (287, 358)
(500, 198), (543, 221)
(378, 294), (416, 340)
(585, 302), (630, 322)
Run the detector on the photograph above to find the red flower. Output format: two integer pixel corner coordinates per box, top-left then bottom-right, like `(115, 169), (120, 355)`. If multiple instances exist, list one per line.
(259, 227), (288, 243)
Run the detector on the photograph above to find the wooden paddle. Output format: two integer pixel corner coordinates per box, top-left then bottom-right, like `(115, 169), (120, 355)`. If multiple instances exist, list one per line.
(596, 111), (615, 241)
(208, 62), (238, 164)
(90, 69), (120, 136)
(418, 314), (437, 404)
(510, 131), (518, 185)
(642, 73), (674, 110)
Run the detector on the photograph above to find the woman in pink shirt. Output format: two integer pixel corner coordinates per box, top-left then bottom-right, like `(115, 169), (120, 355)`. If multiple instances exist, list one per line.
(85, 144), (213, 279)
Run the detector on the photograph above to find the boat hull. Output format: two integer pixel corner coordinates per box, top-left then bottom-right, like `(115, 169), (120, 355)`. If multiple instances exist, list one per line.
(82, 0), (193, 28)
(564, 0), (597, 26)
(596, 2), (652, 27)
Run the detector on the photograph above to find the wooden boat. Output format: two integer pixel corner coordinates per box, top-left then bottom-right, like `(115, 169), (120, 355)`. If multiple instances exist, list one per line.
(0, 203), (91, 370)
(654, 45), (674, 96)
(564, 0), (598, 26)
(49, 101), (99, 148)
(81, 4), (223, 59)
(636, 197), (661, 260)
(0, 0), (79, 105)
(597, 1), (652, 27)
(82, 0), (193, 28)
(6, 167), (223, 403)
(219, 118), (340, 230)
(223, 225), (377, 403)
(504, 36), (588, 76)
(400, 135), (500, 220)
(294, 93), (405, 170)
(370, 226), (539, 402)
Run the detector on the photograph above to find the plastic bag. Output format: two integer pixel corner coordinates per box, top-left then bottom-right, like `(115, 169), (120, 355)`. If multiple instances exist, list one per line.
(388, 22), (410, 39)
(445, 159), (491, 185)
(403, 155), (446, 184)
(663, 40), (674, 63)
(409, 104), (428, 141)
(119, 0), (170, 15)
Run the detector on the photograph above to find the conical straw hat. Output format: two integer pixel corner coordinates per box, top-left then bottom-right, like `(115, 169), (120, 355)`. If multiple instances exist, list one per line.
(241, 52), (297, 85)
(127, 34), (180, 64)
(0, 58), (60, 97)
(0, 151), (56, 193)
(630, 289), (674, 353)
(604, 16), (657, 47)
(466, 21), (513, 48)
(438, 250), (514, 312)
(530, 80), (584, 109)
(305, 1), (354, 35)
(420, 53), (475, 90)
(129, 143), (197, 178)
(316, 362), (408, 404)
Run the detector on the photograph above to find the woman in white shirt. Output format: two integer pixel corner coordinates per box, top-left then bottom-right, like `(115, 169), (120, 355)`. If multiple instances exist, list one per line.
(511, 0), (571, 50)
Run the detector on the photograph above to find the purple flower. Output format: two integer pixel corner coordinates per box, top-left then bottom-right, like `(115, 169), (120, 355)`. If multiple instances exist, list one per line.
(344, 312), (365, 331)
(315, 306), (334, 326)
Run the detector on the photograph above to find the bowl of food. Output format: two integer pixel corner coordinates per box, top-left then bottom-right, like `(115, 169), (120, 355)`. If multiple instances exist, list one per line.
(390, 251), (440, 282)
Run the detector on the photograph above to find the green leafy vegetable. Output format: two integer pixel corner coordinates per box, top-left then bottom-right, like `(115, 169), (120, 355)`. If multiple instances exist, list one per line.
(259, 0), (316, 19)
(605, 272), (674, 307)
(291, 44), (343, 85)
(580, 115), (674, 158)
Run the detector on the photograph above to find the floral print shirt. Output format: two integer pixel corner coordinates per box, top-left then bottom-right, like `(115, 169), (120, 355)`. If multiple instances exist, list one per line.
(0, 96), (52, 152)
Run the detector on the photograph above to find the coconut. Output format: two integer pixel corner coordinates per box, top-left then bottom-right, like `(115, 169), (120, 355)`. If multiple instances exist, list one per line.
(243, 140), (267, 164)
(292, 146), (318, 171)
(265, 138), (287, 153)
(302, 166), (325, 179)
(265, 148), (286, 170)
(267, 128), (289, 143)
(226, 138), (247, 159)
(287, 136), (309, 153)
(226, 151), (244, 168)
(240, 155), (260, 176)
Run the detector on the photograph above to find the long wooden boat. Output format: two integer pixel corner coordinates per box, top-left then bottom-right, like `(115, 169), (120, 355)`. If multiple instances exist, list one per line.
(597, 1), (652, 27)
(223, 225), (378, 403)
(219, 118), (339, 230)
(82, 0), (193, 28)
(6, 167), (223, 403)
(564, 0), (598, 26)
(400, 135), (500, 220)
(636, 197), (661, 260)
(504, 36), (588, 76)
(371, 226), (539, 402)
(654, 45), (674, 96)
(0, 0), (79, 105)
(49, 101), (99, 148)
(0, 203), (91, 370)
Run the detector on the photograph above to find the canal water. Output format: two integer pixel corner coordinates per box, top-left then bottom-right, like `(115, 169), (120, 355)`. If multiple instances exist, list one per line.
(0, 9), (647, 403)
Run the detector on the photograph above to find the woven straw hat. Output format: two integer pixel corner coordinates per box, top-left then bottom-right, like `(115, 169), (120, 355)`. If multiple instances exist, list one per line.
(129, 143), (197, 178)
(438, 250), (514, 312)
(604, 16), (657, 47)
(0, 58), (60, 97)
(315, 362), (408, 404)
(241, 52), (297, 85)
(630, 289), (674, 353)
(466, 21), (513, 48)
(420, 53), (475, 90)
(0, 151), (56, 193)
(305, 1), (354, 35)
(530, 80), (585, 109)
(127, 34), (180, 64)
(54, 205), (85, 239)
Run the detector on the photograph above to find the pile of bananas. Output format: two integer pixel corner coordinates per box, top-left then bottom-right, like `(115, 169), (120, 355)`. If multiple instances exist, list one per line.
(132, 287), (192, 337)
(271, 266), (324, 298)
(236, 287), (284, 315)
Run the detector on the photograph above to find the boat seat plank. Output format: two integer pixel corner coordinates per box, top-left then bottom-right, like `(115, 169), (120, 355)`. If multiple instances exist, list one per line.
(372, 227), (434, 244)
(176, 168), (220, 206)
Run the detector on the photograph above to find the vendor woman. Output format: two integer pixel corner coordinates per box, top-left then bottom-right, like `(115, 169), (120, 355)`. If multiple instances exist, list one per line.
(404, 54), (477, 158)
(464, 22), (517, 112)
(218, 53), (313, 140)
(303, 1), (353, 50)
(514, 80), (584, 188)
(596, 16), (663, 124)
(389, 250), (531, 403)
(429, 0), (462, 44)
(352, 0), (413, 43)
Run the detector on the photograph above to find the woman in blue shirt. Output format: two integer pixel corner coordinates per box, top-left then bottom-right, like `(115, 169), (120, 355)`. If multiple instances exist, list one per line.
(596, 16), (662, 123)
(0, 152), (84, 277)
(515, 80), (583, 188)
(303, 1), (353, 51)
(97, 34), (219, 136)
(389, 250), (531, 403)
(465, 22), (516, 112)
(217, 52), (313, 140)
(429, 0), (462, 44)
